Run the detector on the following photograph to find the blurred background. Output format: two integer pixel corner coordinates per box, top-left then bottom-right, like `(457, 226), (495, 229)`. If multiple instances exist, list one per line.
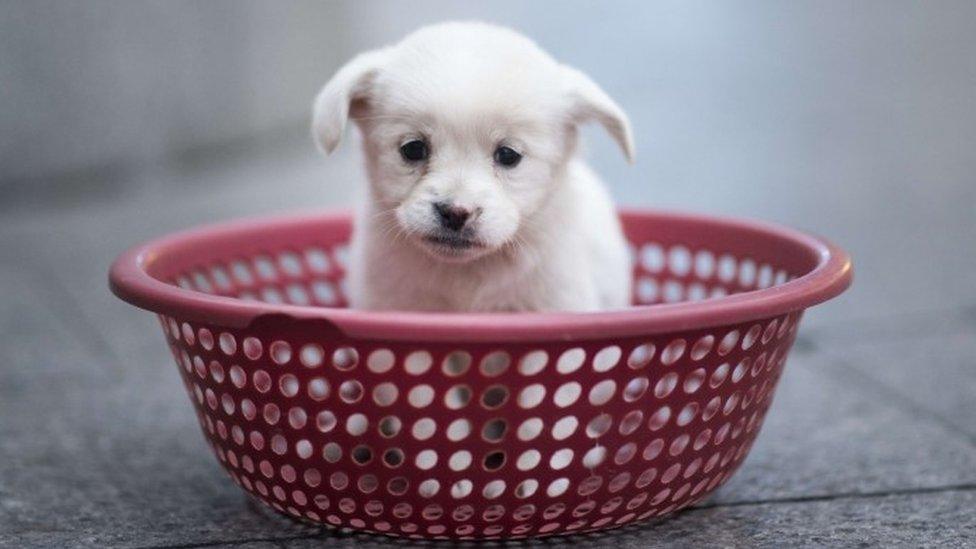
(2, 2), (975, 547)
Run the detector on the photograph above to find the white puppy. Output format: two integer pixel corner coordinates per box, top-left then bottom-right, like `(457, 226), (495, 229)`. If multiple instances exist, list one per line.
(313, 22), (633, 312)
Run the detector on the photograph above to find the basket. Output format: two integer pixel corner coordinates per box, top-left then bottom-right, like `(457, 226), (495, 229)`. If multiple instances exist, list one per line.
(109, 209), (851, 540)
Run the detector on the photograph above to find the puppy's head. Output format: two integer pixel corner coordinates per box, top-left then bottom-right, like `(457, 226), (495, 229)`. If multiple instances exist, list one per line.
(313, 22), (633, 263)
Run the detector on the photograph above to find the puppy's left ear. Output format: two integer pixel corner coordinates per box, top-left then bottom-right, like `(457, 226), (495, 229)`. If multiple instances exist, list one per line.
(312, 48), (391, 155)
(561, 65), (635, 163)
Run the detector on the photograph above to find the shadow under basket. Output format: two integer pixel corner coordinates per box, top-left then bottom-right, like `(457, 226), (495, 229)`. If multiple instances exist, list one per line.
(109, 208), (852, 540)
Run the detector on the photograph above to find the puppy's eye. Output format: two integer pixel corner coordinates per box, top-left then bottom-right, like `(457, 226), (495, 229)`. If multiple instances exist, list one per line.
(493, 146), (522, 167)
(400, 140), (429, 162)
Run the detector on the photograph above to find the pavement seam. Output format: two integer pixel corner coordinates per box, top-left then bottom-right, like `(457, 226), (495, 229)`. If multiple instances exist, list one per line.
(809, 341), (976, 449)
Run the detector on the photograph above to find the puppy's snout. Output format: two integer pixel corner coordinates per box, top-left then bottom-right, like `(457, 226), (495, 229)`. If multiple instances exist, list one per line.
(433, 202), (473, 232)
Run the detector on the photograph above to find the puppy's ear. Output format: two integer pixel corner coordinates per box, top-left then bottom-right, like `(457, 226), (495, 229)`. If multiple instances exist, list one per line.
(561, 65), (635, 163)
(312, 48), (390, 155)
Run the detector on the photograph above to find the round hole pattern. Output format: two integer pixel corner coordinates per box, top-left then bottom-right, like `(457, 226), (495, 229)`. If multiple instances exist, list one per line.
(157, 275), (799, 539)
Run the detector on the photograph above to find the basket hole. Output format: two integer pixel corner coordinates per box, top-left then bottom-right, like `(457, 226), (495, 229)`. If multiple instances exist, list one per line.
(444, 384), (472, 410)
(742, 325), (762, 350)
(694, 250), (716, 279)
(546, 478), (570, 497)
(229, 365), (246, 388)
(636, 277), (659, 304)
(315, 410), (336, 433)
(482, 480), (506, 499)
(551, 416), (578, 440)
(352, 445), (373, 465)
(383, 448), (404, 468)
(623, 377), (649, 402)
(643, 438), (665, 460)
(307, 377), (329, 401)
(668, 245), (692, 276)
(677, 402), (699, 426)
(648, 406), (671, 431)
(518, 350), (548, 376)
(278, 374), (299, 397)
(387, 477), (409, 495)
(739, 259), (757, 287)
(640, 243), (665, 272)
(479, 351), (510, 377)
(684, 368), (707, 393)
(449, 450), (472, 471)
(447, 418), (472, 441)
(482, 418), (507, 442)
(660, 339), (686, 366)
(346, 413), (368, 436)
(582, 446), (607, 468)
(378, 415), (401, 438)
(588, 379), (617, 405)
(411, 417), (437, 441)
(516, 450), (541, 471)
(415, 449), (438, 470)
(517, 384), (546, 409)
(517, 418), (544, 441)
(366, 349), (395, 373)
(710, 363), (730, 388)
(407, 384), (435, 408)
(515, 480), (539, 499)
(219, 333), (237, 355)
(287, 407), (307, 429)
(553, 382), (582, 407)
(451, 480), (473, 499)
(372, 382), (399, 407)
(332, 347), (358, 370)
(322, 442), (342, 463)
(304, 248), (331, 272)
(628, 344), (655, 369)
(593, 346), (622, 372)
(614, 442), (638, 465)
(556, 348), (586, 374)
(358, 474), (379, 494)
(654, 372), (679, 398)
(717, 254), (737, 282)
(549, 448), (574, 470)
(338, 380), (363, 403)
(418, 479), (440, 498)
(733, 360), (749, 383)
(442, 351), (472, 376)
(586, 413), (613, 438)
(483, 451), (506, 471)
(270, 341), (292, 365)
(299, 344), (323, 368)
(481, 385), (509, 409)
(243, 337), (263, 360)
(691, 336), (715, 361)
(404, 350), (433, 375)
(619, 410), (644, 435)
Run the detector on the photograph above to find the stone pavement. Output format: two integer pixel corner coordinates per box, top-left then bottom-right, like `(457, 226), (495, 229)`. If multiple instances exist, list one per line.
(1, 141), (974, 548)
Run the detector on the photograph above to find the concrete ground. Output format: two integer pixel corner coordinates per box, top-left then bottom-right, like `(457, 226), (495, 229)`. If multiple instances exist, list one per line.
(1, 135), (974, 548)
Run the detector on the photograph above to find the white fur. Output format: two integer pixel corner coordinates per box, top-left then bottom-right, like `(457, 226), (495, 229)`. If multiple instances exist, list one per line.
(313, 22), (633, 312)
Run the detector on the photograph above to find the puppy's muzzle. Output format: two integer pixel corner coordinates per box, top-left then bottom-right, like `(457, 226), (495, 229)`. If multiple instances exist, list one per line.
(433, 202), (475, 232)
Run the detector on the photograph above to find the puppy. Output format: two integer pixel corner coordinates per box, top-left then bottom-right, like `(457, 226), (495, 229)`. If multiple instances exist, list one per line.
(313, 22), (633, 312)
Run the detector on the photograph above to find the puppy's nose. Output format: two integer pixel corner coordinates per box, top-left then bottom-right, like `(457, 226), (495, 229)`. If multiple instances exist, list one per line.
(433, 202), (471, 232)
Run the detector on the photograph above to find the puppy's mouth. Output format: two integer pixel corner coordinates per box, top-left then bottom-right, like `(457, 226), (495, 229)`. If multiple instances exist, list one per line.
(423, 234), (483, 250)
(418, 232), (489, 262)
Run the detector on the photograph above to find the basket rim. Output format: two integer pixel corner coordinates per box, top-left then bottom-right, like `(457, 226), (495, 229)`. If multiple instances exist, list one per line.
(109, 208), (852, 341)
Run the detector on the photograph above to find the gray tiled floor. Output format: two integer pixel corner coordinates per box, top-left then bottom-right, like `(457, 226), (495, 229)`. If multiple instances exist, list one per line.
(1, 142), (974, 548)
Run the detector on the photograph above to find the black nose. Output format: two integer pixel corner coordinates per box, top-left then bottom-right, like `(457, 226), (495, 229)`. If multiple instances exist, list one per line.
(433, 202), (471, 232)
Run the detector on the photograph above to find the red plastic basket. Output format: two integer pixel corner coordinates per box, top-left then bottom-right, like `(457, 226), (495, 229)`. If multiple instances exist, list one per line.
(109, 209), (851, 540)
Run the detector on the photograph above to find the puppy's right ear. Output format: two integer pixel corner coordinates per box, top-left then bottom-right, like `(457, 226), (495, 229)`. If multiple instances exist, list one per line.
(312, 48), (390, 155)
